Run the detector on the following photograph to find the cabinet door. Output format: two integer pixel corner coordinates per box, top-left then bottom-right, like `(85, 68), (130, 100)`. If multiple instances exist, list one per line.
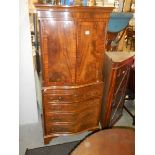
(39, 19), (76, 86)
(76, 21), (106, 85)
(109, 65), (130, 126)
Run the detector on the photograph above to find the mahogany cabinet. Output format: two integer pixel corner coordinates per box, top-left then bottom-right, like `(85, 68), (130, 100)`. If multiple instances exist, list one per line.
(100, 52), (135, 128)
(35, 4), (113, 144)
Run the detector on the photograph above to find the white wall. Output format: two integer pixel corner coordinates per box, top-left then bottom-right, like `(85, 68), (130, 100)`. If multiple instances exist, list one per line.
(19, 0), (38, 125)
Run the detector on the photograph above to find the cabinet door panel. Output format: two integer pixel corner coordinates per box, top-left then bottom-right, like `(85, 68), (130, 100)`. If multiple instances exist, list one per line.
(40, 20), (76, 86)
(76, 21), (106, 84)
(109, 65), (130, 126)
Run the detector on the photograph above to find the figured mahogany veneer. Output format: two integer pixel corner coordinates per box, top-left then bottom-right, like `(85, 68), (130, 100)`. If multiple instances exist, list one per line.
(35, 4), (113, 144)
(100, 52), (135, 128)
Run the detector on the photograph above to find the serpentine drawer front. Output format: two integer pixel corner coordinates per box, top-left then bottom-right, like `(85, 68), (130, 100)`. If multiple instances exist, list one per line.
(43, 82), (103, 101)
(35, 4), (113, 144)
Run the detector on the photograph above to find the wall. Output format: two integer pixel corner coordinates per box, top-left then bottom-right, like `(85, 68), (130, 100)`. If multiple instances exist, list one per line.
(19, 0), (38, 125)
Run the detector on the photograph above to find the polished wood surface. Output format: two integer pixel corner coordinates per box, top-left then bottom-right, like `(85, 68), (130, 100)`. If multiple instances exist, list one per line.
(101, 52), (135, 128)
(71, 128), (135, 155)
(35, 5), (113, 144)
(127, 67), (135, 93)
(76, 21), (106, 84)
(40, 19), (76, 86)
(43, 83), (103, 135)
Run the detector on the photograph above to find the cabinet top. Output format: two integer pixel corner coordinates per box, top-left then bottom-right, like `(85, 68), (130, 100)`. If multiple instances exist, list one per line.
(105, 52), (135, 63)
(34, 3), (114, 12)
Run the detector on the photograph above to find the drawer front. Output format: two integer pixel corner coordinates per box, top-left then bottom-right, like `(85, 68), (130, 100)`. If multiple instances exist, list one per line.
(45, 97), (101, 113)
(45, 103), (78, 112)
(78, 119), (99, 131)
(45, 115), (99, 134)
(46, 112), (76, 123)
(45, 103), (100, 123)
(45, 98), (101, 123)
(44, 97), (101, 134)
(43, 82), (103, 102)
(46, 123), (75, 134)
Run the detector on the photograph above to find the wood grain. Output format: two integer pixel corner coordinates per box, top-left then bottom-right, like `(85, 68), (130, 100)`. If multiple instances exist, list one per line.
(35, 5), (113, 144)
(100, 52), (135, 128)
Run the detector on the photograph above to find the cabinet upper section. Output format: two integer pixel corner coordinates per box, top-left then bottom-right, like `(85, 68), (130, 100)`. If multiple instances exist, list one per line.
(35, 5), (113, 87)
(34, 4), (114, 21)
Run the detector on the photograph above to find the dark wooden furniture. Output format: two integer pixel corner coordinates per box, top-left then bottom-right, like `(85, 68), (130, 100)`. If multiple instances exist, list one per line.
(124, 66), (135, 125)
(35, 4), (113, 144)
(101, 52), (135, 128)
(71, 128), (135, 155)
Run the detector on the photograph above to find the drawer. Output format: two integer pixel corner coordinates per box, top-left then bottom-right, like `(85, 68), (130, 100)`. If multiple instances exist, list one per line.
(45, 104), (100, 124)
(80, 84), (103, 100)
(45, 115), (99, 134)
(45, 103), (78, 112)
(45, 94), (76, 103)
(45, 98), (101, 124)
(45, 112), (76, 123)
(43, 82), (103, 103)
(45, 123), (75, 134)
(76, 109), (100, 128)
(44, 96), (101, 112)
(45, 97), (101, 112)
(78, 119), (99, 132)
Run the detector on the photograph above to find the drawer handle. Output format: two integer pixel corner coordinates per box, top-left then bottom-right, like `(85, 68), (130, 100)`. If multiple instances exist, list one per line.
(43, 89), (47, 92)
(51, 96), (63, 102)
(73, 94), (78, 97)
(58, 96), (63, 100)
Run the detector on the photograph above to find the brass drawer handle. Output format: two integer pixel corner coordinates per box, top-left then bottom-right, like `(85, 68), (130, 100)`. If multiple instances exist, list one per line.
(51, 96), (63, 102)
(58, 96), (63, 100)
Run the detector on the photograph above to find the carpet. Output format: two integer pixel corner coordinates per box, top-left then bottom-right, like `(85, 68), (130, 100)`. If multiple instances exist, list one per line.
(25, 140), (81, 155)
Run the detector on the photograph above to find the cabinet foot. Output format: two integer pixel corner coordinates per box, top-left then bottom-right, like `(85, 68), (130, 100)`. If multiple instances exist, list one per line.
(44, 135), (57, 144)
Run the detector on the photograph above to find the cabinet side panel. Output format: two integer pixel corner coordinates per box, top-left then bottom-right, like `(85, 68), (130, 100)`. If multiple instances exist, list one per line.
(101, 53), (134, 128)
(109, 64), (131, 126)
(100, 54), (116, 128)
